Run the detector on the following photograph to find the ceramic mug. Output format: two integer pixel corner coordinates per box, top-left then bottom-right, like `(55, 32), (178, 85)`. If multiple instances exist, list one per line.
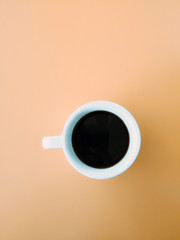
(42, 101), (141, 179)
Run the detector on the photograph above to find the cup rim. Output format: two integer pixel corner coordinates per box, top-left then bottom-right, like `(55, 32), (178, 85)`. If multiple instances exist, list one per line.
(61, 101), (141, 179)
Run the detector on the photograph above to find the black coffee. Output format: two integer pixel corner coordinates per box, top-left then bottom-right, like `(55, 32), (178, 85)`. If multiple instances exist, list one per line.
(72, 111), (129, 169)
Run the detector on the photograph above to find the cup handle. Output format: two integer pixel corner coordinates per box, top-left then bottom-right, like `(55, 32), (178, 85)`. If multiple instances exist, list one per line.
(42, 135), (62, 149)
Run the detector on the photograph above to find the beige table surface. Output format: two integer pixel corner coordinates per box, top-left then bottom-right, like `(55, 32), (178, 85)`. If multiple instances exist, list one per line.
(1, 1), (180, 240)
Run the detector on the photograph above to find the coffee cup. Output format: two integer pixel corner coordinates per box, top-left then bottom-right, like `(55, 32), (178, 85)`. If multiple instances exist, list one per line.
(42, 101), (141, 179)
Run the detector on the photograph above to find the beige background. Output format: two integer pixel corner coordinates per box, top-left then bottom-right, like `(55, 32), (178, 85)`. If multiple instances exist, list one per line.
(1, 1), (180, 240)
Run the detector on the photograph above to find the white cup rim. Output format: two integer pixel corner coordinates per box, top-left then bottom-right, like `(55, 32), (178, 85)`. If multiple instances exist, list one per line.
(61, 101), (141, 179)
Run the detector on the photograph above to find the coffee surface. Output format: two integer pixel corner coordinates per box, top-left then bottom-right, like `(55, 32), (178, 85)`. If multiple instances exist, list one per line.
(72, 111), (129, 168)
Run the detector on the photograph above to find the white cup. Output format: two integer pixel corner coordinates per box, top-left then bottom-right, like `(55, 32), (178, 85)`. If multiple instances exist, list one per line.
(42, 101), (141, 179)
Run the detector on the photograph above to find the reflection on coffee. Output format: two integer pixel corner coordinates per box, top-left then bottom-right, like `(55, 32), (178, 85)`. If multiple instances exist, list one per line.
(72, 111), (129, 168)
